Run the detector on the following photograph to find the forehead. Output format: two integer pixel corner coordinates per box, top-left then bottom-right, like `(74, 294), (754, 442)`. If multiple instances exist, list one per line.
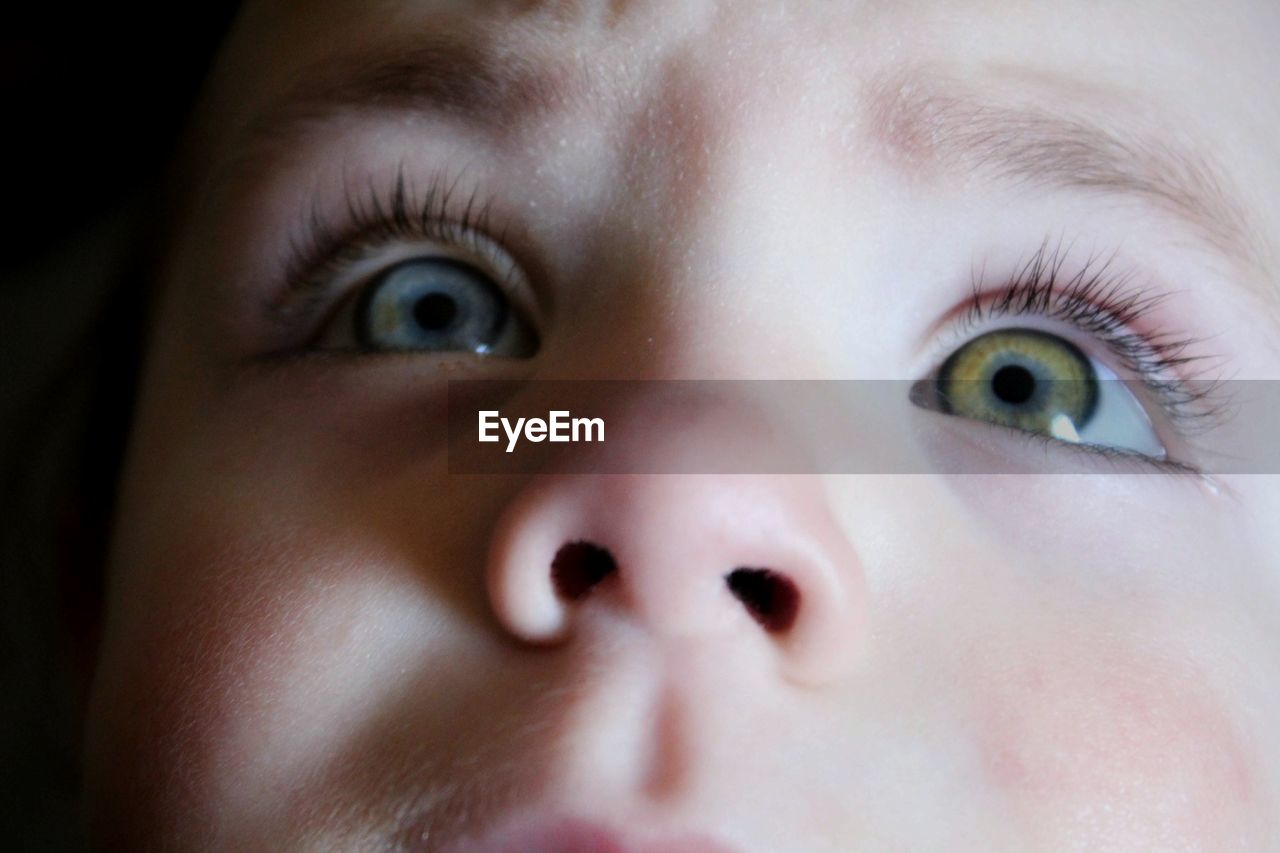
(205, 0), (1280, 196)
(193, 0), (1278, 294)
(223, 0), (1278, 93)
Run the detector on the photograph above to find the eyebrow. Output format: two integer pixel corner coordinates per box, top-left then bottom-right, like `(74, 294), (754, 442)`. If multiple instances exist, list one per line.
(867, 67), (1275, 289)
(218, 27), (585, 184)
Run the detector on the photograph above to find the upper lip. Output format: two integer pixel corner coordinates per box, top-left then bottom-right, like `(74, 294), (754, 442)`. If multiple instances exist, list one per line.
(441, 815), (744, 853)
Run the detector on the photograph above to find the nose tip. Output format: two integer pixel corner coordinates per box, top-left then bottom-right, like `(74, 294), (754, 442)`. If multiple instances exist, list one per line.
(485, 473), (866, 686)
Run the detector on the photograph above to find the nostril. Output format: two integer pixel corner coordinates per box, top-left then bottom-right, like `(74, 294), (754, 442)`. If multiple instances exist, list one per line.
(551, 540), (618, 602)
(726, 568), (800, 633)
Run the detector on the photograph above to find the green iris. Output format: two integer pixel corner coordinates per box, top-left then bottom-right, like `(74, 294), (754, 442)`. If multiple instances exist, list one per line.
(936, 328), (1098, 434)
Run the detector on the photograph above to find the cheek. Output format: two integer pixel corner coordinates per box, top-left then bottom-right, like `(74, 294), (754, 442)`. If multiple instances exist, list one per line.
(87, 497), (459, 844)
(974, 638), (1265, 849)
(903, 476), (1279, 845)
(88, 522), (337, 838)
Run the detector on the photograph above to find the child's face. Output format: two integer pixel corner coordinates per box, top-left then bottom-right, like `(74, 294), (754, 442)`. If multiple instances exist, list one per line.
(86, 1), (1280, 849)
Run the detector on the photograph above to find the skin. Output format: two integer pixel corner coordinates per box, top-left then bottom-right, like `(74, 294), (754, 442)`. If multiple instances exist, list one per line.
(85, 0), (1280, 849)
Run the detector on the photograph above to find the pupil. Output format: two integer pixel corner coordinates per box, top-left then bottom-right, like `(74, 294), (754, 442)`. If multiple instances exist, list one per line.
(992, 364), (1036, 405)
(413, 292), (458, 331)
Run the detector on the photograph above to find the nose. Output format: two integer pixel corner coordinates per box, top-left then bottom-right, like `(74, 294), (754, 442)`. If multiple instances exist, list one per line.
(486, 465), (867, 686)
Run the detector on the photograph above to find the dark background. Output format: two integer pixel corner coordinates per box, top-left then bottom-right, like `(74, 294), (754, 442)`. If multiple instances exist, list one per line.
(2, 6), (241, 263)
(2, 6), (240, 848)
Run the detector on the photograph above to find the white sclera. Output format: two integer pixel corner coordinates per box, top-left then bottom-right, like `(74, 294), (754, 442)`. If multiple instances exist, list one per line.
(1062, 360), (1166, 458)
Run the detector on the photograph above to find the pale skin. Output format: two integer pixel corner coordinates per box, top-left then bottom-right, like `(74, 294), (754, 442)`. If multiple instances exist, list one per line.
(85, 1), (1280, 850)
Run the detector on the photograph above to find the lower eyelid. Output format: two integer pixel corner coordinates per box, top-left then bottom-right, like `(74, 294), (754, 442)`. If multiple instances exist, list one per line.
(929, 410), (1204, 477)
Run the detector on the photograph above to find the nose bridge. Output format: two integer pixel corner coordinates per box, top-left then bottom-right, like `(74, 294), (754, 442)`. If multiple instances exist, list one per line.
(484, 391), (867, 687)
(596, 38), (851, 382)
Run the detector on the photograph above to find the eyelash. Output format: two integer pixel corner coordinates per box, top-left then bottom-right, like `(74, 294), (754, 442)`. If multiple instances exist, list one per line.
(952, 239), (1227, 431)
(270, 168), (515, 331)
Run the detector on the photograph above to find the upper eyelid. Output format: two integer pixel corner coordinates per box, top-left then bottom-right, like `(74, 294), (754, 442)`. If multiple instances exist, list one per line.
(938, 242), (1204, 375)
(268, 168), (549, 331)
(920, 240), (1232, 427)
(283, 169), (495, 298)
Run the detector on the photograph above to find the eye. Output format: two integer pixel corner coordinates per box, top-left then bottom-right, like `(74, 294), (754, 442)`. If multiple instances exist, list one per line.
(916, 327), (1166, 457)
(316, 257), (539, 357)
